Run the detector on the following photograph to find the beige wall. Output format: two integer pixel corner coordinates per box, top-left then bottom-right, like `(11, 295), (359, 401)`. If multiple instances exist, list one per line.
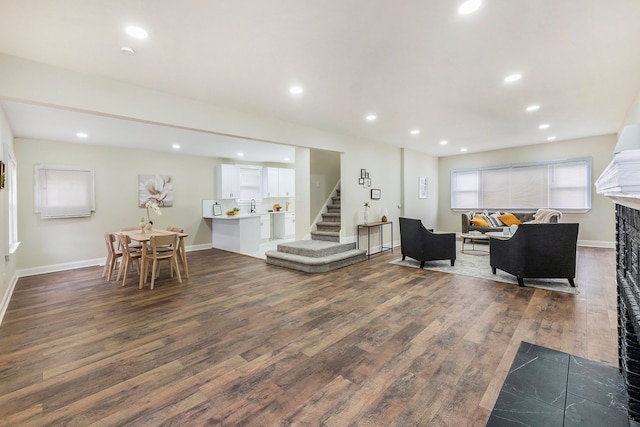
(623, 90), (640, 125)
(15, 138), (216, 271)
(437, 134), (618, 245)
(341, 140), (402, 247)
(401, 148), (439, 230)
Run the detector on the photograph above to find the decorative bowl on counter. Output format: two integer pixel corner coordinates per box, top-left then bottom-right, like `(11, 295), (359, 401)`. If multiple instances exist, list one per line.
(226, 207), (240, 216)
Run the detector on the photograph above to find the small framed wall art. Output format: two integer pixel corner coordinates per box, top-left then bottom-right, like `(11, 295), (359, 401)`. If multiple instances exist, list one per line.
(419, 176), (428, 199)
(371, 188), (381, 200)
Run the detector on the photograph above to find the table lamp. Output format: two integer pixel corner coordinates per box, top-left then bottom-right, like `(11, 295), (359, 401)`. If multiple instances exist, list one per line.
(380, 207), (389, 222)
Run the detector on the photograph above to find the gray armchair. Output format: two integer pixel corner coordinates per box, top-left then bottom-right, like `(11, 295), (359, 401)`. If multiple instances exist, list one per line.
(399, 217), (456, 268)
(489, 223), (579, 287)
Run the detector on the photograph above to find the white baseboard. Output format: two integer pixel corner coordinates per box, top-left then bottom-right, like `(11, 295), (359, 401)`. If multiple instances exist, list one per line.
(577, 240), (615, 249)
(0, 272), (19, 327)
(16, 244), (214, 278)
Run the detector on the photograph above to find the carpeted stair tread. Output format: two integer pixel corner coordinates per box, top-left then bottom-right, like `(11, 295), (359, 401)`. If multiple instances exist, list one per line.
(310, 231), (340, 242)
(265, 248), (366, 273)
(316, 222), (341, 231)
(277, 240), (356, 257)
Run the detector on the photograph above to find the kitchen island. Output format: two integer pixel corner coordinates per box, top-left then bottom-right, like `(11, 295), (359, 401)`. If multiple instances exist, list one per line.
(211, 215), (261, 254)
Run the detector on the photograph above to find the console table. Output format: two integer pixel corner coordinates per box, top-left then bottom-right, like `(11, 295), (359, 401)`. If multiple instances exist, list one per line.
(357, 221), (393, 258)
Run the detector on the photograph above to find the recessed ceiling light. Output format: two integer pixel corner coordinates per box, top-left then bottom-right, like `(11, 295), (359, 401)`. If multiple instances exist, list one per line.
(458, 0), (482, 15)
(76, 132), (88, 138)
(120, 46), (135, 55)
(547, 136), (557, 141)
(504, 73), (522, 83)
(440, 140), (448, 145)
(237, 152), (244, 157)
(365, 114), (377, 122)
(410, 129), (420, 135)
(172, 144), (181, 149)
(125, 25), (148, 39)
(526, 104), (540, 112)
(289, 86), (303, 95)
(538, 123), (550, 129)
(284, 157), (290, 162)
(460, 148), (468, 152)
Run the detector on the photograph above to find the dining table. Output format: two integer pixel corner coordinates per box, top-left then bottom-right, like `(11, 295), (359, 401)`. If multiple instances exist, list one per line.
(118, 228), (189, 289)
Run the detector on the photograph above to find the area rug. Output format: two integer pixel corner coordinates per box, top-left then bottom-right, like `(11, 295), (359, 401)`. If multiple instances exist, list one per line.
(390, 244), (579, 295)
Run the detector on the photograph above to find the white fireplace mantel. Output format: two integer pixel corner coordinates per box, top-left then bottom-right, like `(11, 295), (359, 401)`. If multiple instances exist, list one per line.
(596, 149), (640, 210)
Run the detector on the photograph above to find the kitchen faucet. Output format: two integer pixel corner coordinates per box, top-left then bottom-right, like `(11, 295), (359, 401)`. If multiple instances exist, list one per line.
(250, 199), (256, 213)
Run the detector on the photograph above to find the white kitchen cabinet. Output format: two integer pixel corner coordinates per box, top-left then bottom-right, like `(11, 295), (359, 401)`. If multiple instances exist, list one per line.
(278, 168), (295, 197)
(260, 214), (271, 240)
(263, 167), (295, 198)
(272, 212), (286, 238)
(262, 167), (279, 198)
(285, 212), (295, 236)
(216, 164), (239, 199)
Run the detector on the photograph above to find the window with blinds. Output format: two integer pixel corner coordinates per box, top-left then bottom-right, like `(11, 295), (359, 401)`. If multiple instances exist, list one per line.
(450, 158), (591, 212)
(35, 164), (95, 218)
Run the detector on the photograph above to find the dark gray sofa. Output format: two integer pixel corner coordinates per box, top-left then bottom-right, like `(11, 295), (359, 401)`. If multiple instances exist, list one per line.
(461, 211), (557, 234)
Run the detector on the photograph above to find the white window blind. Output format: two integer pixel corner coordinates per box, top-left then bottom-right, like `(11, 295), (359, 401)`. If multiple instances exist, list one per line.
(35, 165), (95, 218)
(451, 158), (591, 211)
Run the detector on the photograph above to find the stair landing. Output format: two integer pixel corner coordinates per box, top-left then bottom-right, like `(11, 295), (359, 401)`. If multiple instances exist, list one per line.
(265, 240), (366, 273)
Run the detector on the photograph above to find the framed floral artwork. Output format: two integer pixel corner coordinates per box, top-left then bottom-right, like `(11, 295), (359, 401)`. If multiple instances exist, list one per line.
(139, 174), (174, 207)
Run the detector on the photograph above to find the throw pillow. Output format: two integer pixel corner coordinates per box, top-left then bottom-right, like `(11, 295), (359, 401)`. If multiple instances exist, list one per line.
(487, 213), (504, 227)
(498, 212), (522, 226)
(470, 214), (489, 227)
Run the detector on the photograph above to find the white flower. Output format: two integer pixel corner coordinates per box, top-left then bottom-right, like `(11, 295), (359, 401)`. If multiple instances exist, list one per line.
(144, 201), (162, 222)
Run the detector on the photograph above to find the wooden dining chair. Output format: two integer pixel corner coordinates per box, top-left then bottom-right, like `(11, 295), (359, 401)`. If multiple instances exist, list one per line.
(102, 232), (122, 281)
(116, 233), (144, 287)
(156, 227), (184, 252)
(120, 227), (143, 250)
(146, 233), (182, 289)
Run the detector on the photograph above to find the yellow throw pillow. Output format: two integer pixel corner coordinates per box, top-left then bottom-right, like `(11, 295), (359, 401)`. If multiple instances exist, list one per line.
(470, 214), (489, 227)
(498, 213), (522, 226)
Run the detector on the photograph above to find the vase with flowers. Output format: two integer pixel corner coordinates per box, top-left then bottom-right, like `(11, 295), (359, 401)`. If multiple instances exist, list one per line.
(363, 202), (370, 224)
(140, 200), (162, 233)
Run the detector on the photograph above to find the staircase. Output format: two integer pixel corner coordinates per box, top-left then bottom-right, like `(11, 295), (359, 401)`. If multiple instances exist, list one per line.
(310, 190), (342, 242)
(265, 187), (367, 273)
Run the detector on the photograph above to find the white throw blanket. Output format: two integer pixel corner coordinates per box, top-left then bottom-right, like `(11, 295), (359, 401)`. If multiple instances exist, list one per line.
(530, 208), (563, 223)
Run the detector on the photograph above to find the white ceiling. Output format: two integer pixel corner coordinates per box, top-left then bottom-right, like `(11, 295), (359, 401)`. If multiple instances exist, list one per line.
(0, 0), (639, 159)
(0, 101), (297, 163)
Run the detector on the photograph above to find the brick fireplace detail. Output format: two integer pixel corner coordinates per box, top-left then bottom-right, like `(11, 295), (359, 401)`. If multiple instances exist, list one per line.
(616, 204), (640, 421)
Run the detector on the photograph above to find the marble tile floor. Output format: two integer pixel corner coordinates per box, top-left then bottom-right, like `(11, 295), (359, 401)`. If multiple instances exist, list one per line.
(487, 341), (639, 426)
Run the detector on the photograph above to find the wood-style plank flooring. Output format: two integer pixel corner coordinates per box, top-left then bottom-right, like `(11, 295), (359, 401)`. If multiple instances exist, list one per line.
(0, 245), (617, 426)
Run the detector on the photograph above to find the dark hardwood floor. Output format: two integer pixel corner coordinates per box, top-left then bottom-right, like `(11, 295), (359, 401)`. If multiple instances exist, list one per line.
(0, 245), (617, 426)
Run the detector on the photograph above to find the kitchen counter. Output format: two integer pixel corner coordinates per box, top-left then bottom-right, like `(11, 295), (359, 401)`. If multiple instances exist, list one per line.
(213, 214), (262, 219)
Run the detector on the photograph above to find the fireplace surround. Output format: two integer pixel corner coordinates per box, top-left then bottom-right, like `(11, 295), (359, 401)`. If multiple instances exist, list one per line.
(616, 204), (640, 421)
(597, 145), (640, 422)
